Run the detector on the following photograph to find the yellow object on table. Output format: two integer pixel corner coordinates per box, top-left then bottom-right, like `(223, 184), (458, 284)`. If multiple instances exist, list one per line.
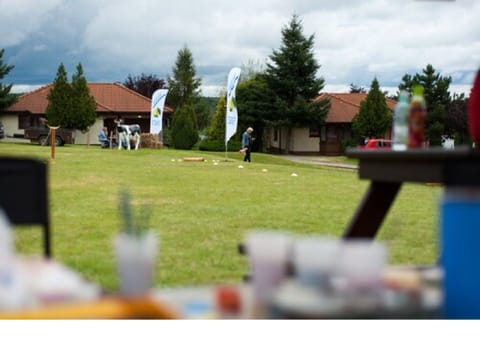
(0, 296), (180, 319)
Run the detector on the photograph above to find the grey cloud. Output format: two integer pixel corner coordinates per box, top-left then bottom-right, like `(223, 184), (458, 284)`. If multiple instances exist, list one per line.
(2, 0), (478, 93)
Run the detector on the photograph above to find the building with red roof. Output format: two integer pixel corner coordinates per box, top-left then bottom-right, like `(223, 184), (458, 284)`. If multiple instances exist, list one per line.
(1, 83), (172, 145)
(267, 93), (397, 155)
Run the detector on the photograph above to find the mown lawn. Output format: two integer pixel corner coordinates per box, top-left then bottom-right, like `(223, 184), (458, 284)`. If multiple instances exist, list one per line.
(0, 142), (442, 291)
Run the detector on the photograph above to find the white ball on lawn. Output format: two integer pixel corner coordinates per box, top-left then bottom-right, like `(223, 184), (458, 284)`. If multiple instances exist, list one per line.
(262, 169), (268, 172)
(238, 165), (244, 169)
(214, 162), (218, 166)
(171, 159), (176, 162)
(291, 173), (298, 177)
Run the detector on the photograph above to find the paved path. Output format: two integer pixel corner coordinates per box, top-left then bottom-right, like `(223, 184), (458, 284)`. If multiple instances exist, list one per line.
(278, 155), (358, 170)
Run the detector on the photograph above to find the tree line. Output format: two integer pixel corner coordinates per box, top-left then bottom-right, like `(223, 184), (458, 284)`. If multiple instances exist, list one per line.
(0, 14), (472, 150)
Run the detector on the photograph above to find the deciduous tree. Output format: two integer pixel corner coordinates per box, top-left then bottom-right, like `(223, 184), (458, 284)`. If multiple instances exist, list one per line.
(123, 73), (166, 99)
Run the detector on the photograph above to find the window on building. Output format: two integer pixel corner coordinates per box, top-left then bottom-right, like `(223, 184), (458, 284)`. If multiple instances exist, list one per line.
(18, 114), (43, 129)
(273, 129), (278, 142)
(309, 127), (320, 137)
(18, 113), (32, 130)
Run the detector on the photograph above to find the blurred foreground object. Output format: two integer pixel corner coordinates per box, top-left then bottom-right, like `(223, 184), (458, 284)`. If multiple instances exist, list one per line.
(468, 70), (480, 144)
(408, 85), (427, 148)
(0, 156), (51, 258)
(0, 295), (178, 319)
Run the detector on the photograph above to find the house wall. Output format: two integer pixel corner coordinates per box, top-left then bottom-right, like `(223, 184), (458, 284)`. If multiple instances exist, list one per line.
(291, 128), (319, 153)
(0, 114), (20, 137)
(74, 118), (103, 145)
(267, 127), (319, 154)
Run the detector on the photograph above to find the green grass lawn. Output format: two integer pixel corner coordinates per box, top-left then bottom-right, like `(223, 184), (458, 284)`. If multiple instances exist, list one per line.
(0, 142), (442, 291)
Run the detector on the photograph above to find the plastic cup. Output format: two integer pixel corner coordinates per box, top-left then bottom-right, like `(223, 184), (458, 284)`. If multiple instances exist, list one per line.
(245, 230), (291, 304)
(114, 231), (158, 297)
(293, 237), (340, 288)
(336, 241), (388, 288)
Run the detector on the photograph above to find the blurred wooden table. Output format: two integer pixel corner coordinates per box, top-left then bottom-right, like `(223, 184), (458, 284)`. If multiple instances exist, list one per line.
(343, 146), (480, 240)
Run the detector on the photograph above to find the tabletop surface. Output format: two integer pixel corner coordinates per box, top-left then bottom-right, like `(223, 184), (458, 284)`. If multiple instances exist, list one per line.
(346, 146), (480, 185)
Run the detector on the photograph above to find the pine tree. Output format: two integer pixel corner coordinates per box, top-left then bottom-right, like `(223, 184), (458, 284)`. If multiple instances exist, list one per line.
(167, 45), (202, 110)
(0, 49), (18, 111)
(352, 78), (392, 138)
(46, 63), (72, 127)
(397, 64), (453, 144)
(71, 63), (97, 131)
(265, 14), (330, 153)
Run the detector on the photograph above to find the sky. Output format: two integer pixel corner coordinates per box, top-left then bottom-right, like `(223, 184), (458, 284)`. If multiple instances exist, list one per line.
(1, 0), (479, 97)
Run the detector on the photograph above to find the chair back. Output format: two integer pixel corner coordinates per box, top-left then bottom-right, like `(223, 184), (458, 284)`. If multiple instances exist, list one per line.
(0, 156), (51, 258)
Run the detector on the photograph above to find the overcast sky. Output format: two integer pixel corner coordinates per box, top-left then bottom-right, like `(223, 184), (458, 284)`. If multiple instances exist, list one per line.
(1, 0), (478, 96)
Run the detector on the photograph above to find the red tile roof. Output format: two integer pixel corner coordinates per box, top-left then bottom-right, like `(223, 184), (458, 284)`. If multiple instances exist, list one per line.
(5, 83), (172, 114)
(314, 93), (397, 123)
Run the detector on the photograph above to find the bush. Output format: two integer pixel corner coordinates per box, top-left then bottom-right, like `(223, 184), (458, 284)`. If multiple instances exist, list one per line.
(170, 105), (198, 150)
(198, 138), (242, 152)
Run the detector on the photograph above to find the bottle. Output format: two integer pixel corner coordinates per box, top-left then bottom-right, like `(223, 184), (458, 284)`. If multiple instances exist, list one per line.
(408, 85), (427, 148)
(392, 91), (409, 150)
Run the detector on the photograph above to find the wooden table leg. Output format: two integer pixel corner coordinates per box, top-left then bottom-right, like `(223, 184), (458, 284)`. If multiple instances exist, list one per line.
(343, 181), (402, 240)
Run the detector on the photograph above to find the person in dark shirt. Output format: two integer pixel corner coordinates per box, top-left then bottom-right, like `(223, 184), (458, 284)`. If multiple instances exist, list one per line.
(241, 127), (254, 162)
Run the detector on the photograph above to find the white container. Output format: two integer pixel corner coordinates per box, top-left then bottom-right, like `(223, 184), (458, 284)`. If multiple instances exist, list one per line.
(114, 231), (158, 297)
(245, 230), (291, 304)
(293, 237), (340, 288)
(336, 241), (388, 288)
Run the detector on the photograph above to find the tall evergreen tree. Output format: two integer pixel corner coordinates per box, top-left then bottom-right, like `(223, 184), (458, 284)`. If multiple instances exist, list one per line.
(0, 49), (18, 110)
(71, 63), (97, 131)
(167, 45), (202, 110)
(265, 14), (330, 153)
(398, 64), (452, 144)
(352, 78), (392, 138)
(46, 63), (72, 127)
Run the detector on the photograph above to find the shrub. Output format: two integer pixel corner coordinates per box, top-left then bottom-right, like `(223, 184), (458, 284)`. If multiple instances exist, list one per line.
(198, 138), (242, 152)
(170, 104), (198, 150)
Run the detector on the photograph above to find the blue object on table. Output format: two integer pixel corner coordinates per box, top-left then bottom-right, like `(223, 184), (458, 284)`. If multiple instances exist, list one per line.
(441, 190), (480, 319)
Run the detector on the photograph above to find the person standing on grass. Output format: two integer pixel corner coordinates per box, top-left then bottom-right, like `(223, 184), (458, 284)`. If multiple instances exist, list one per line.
(241, 127), (254, 162)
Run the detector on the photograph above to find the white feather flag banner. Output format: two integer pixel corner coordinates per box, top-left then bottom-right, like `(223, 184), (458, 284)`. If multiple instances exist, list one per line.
(150, 89), (168, 134)
(225, 67), (241, 144)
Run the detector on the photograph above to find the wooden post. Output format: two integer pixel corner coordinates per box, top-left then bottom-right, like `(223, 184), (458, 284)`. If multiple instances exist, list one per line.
(48, 125), (60, 165)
